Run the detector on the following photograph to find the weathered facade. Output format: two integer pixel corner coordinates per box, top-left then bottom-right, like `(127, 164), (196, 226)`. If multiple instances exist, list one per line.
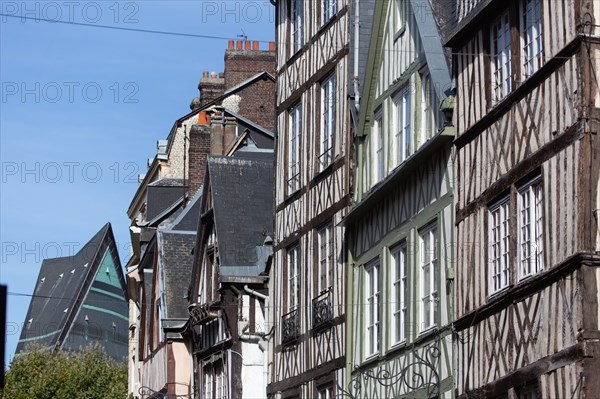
(126, 41), (276, 398)
(344, 0), (454, 397)
(189, 154), (274, 399)
(269, 0), (352, 397)
(448, 0), (600, 397)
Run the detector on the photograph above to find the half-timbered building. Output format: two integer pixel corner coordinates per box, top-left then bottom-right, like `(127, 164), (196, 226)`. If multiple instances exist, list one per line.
(189, 154), (274, 399)
(447, 0), (600, 397)
(269, 0), (353, 397)
(343, 0), (455, 397)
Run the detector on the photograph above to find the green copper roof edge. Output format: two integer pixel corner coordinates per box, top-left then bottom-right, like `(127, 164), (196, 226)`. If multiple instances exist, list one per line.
(90, 287), (126, 302)
(18, 329), (62, 343)
(81, 304), (128, 322)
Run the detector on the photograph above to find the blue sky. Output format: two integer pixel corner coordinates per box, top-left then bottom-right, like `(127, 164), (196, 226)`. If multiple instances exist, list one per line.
(0, 0), (275, 366)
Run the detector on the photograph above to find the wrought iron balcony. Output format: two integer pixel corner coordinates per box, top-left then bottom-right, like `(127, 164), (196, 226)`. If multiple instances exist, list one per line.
(281, 308), (300, 344)
(312, 288), (333, 330)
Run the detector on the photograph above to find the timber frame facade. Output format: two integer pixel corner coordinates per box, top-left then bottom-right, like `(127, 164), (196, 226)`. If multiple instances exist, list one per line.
(344, 0), (455, 398)
(268, 0), (351, 397)
(448, 0), (600, 397)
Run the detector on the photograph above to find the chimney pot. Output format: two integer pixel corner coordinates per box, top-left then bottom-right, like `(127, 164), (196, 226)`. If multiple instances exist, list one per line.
(203, 71), (209, 78)
(236, 40), (243, 50)
(211, 72), (217, 78)
(245, 41), (251, 50)
(228, 39), (234, 49)
(269, 42), (276, 52)
(253, 41), (259, 51)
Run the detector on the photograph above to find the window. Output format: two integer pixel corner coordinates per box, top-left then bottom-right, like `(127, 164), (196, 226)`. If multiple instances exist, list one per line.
(420, 69), (440, 144)
(323, 0), (336, 24)
(317, 224), (333, 292)
(490, 12), (511, 102)
(391, 243), (407, 344)
(393, 86), (411, 166)
(204, 360), (227, 399)
(292, 0), (303, 53)
(288, 103), (302, 192)
(288, 244), (301, 311)
(517, 380), (540, 399)
(518, 177), (543, 278)
(396, 0), (406, 33)
(419, 223), (438, 331)
(318, 384), (334, 399)
(364, 260), (380, 357)
(520, 0), (542, 78)
(489, 197), (511, 294)
(319, 74), (336, 170)
(373, 113), (385, 182)
(362, 137), (371, 192)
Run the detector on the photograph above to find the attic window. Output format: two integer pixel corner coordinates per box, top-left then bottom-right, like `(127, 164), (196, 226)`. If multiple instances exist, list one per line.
(63, 308), (68, 313)
(70, 269), (76, 274)
(83, 263), (89, 268)
(40, 277), (45, 283)
(58, 273), (64, 279)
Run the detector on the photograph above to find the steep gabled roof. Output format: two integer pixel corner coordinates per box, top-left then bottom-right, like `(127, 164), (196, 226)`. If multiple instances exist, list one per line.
(16, 224), (128, 360)
(207, 155), (274, 276)
(356, 0), (451, 136)
(158, 231), (196, 320)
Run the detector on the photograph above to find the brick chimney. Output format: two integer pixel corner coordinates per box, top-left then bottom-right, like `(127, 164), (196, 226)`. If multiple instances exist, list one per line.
(188, 124), (212, 195)
(224, 40), (276, 90)
(221, 40), (276, 131)
(197, 70), (225, 108)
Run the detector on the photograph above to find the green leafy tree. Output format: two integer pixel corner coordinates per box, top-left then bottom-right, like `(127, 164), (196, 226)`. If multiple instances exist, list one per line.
(1, 344), (130, 399)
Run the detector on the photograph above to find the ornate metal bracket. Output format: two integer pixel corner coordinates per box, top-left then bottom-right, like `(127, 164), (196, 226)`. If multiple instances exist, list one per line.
(337, 334), (441, 399)
(138, 383), (192, 399)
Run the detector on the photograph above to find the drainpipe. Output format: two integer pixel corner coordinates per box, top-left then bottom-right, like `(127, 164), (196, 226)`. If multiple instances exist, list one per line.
(244, 285), (269, 393)
(353, 0), (360, 111)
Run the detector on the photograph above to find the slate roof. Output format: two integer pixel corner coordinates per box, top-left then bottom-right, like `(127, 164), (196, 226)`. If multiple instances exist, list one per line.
(16, 224), (127, 360)
(158, 231), (195, 319)
(146, 183), (185, 222)
(171, 190), (202, 231)
(156, 190), (201, 321)
(207, 155), (274, 276)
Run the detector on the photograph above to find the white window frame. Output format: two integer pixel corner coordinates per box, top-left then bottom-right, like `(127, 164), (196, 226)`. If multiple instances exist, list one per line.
(489, 197), (511, 294)
(490, 11), (511, 103)
(393, 86), (411, 166)
(396, 0), (406, 33)
(363, 137), (371, 193)
(323, 0), (336, 24)
(317, 224), (333, 293)
(288, 244), (301, 311)
(204, 363), (214, 399)
(288, 103), (302, 192)
(292, 0), (303, 53)
(420, 69), (438, 146)
(364, 259), (380, 358)
(318, 384), (334, 399)
(319, 74), (336, 170)
(520, 0), (542, 79)
(373, 112), (385, 183)
(391, 243), (407, 344)
(518, 176), (543, 279)
(419, 223), (438, 332)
